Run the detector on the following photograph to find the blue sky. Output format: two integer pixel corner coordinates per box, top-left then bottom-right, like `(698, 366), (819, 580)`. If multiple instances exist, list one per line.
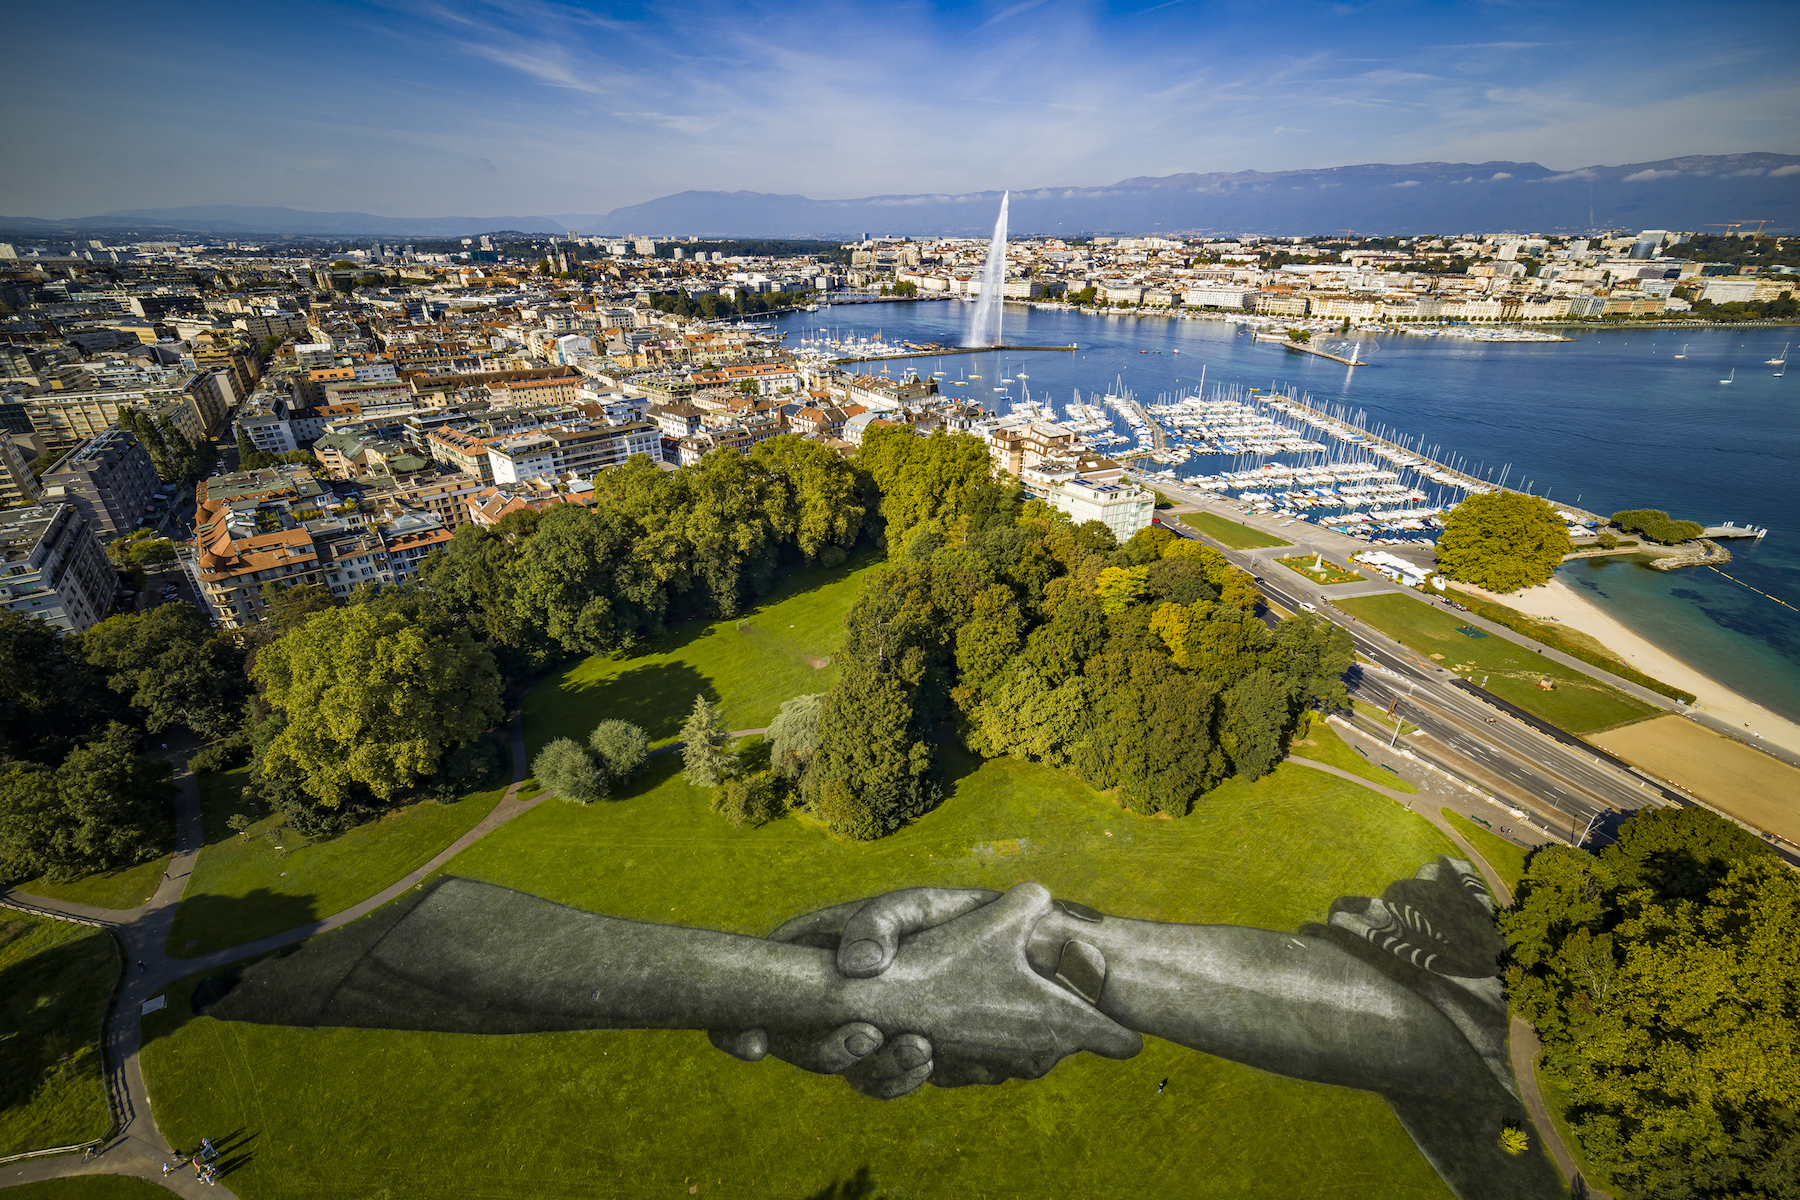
(2, 0), (1796, 217)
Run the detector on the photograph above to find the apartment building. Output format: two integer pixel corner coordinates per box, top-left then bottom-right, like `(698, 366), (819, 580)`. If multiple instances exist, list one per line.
(980, 416), (1078, 478)
(1045, 477), (1153, 542)
(687, 362), (802, 396)
(0, 502), (115, 635)
(38, 428), (160, 543)
(486, 421), (659, 484)
(0, 436), (41, 507)
(22, 381), (191, 452)
(363, 472), (487, 530)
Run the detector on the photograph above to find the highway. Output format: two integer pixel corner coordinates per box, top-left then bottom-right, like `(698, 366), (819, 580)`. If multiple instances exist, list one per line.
(1147, 500), (1692, 846)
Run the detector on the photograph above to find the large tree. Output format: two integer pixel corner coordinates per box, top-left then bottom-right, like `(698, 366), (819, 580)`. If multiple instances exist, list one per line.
(80, 604), (250, 739)
(0, 724), (173, 881)
(679, 694), (735, 788)
(0, 611), (105, 765)
(1504, 808), (1798, 1200)
(510, 503), (664, 655)
(1437, 492), (1572, 592)
(250, 603), (503, 805)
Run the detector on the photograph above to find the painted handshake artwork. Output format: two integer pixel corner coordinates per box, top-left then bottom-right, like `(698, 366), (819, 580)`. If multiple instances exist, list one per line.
(202, 856), (1560, 1200)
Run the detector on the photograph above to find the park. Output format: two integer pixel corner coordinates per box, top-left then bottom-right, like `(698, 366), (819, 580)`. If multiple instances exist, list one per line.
(8, 548), (1548, 1200)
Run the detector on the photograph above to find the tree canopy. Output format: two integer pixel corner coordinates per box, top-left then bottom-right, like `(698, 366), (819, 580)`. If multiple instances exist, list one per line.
(250, 600), (503, 805)
(0, 723), (174, 881)
(79, 604), (250, 739)
(1437, 492), (1572, 592)
(1504, 808), (1798, 1200)
(1610, 508), (1705, 546)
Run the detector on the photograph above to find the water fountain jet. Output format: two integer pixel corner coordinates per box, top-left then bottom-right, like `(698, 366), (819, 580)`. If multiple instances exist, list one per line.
(967, 191), (1008, 347)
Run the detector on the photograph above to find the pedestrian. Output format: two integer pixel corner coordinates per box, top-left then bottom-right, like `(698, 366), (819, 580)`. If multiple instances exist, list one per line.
(1157, 1078), (1168, 1095)
(137, 960), (147, 973)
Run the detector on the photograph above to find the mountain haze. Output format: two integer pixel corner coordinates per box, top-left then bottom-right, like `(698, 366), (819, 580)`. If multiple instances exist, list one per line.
(3, 154), (1794, 240)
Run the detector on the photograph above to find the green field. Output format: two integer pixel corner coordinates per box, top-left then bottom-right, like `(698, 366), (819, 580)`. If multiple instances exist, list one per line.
(1177, 510), (1292, 550)
(1335, 593), (1658, 734)
(1441, 809), (1531, 896)
(13, 854), (171, 912)
(0, 914), (115, 1155)
(523, 547), (884, 759)
(1291, 718), (1418, 794)
(164, 764), (511, 958)
(143, 751), (1466, 1200)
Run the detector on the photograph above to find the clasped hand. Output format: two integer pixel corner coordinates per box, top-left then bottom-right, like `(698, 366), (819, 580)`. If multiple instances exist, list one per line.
(709, 883), (1140, 1098)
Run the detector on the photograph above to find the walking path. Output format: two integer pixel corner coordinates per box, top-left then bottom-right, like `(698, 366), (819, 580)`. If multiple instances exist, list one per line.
(5, 722), (1596, 1197)
(1287, 754), (1609, 1199)
(2, 712), (544, 1197)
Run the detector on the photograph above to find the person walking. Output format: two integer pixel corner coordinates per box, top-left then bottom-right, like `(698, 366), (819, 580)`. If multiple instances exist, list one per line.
(137, 960), (147, 973)
(1157, 1078), (1168, 1095)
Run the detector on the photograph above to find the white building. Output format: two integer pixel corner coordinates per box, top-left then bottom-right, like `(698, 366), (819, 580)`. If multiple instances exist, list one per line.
(1047, 477), (1153, 542)
(486, 421), (660, 484)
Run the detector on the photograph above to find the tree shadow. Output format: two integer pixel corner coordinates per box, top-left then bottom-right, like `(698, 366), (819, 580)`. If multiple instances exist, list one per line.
(0, 925), (116, 1119)
(556, 661), (718, 745)
(803, 1165), (880, 1200)
(159, 886), (323, 963)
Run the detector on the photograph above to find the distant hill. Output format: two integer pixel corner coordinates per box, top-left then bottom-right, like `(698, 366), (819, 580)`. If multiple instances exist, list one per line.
(5, 153), (1796, 240)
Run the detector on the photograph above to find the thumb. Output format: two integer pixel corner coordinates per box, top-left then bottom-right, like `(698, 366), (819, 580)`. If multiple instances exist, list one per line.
(838, 887), (1001, 978)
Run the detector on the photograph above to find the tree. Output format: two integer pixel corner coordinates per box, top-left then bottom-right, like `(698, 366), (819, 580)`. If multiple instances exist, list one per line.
(250, 603), (503, 805)
(0, 724), (173, 881)
(765, 693), (825, 781)
(510, 504), (663, 655)
(588, 719), (648, 782)
(259, 580), (342, 633)
(79, 604), (250, 739)
(533, 738), (607, 803)
(810, 662), (935, 840)
(1503, 808), (1798, 1200)
(1436, 492), (1572, 592)
(710, 770), (784, 828)
(0, 611), (105, 764)
(1611, 508), (1704, 546)
(679, 694), (735, 787)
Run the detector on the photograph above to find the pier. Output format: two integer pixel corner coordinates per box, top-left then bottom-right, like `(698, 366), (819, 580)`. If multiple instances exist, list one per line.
(1252, 333), (1377, 367)
(832, 343), (1077, 364)
(1699, 522), (1769, 540)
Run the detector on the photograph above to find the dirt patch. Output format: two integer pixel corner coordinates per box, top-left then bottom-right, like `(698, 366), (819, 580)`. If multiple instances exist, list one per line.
(802, 655), (830, 670)
(1588, 715), (1800, 845)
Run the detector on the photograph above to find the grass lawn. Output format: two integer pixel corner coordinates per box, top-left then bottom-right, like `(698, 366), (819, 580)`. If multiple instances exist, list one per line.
(13, 854), (170, 912)
(164, 760), (511, 959)
(1276, 554), (1366, 585)
(1351, 697), (1418, 737)
(1441, 809), (1531, 896)
(1291, 718), (1418, 794)
(1442, 587), (1693, 705)
(1335, 593), (1658, 735)
(1, 1181), (171, 1199)
(0, 914), (116, 1155)
(143, 743), (1473, 1200)
(1178, 510), (1292, 549)
(523, 548), (884, 759)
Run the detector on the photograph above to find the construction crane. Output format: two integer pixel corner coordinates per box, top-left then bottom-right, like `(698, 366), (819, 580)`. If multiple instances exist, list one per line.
(1706, 223), (1747, 237)
(1738, 220), (1772, 236)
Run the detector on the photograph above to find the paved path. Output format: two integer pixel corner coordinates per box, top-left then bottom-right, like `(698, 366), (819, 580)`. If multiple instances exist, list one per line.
(1, 713), (544, 1197)
(1285, 753), (1609, 1199)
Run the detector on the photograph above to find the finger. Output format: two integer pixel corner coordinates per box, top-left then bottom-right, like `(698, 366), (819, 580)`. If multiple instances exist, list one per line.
(846, 1034), (934, 1099)
(766, 898), (875, 949)
(707, 1028), (769, 1062)
(770, 1022), (885, 1075)
(838, 888), (1002, 978)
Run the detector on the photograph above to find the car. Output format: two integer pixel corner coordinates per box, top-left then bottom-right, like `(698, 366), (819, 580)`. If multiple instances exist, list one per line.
(1298, 602), (1318, 614)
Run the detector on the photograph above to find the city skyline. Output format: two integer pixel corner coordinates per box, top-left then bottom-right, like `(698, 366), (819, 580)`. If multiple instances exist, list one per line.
(2, 0), (1797, 219)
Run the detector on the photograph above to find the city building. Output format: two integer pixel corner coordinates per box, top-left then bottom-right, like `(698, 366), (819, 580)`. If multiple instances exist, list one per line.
(1045, 477), (1154, 542)
(0, 502), (115, 635)
(486, 421), (659, 484)
(37, 429), (160, 544)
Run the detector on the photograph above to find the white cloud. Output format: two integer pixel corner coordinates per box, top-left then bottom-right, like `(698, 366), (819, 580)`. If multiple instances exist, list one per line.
(1623, 168), (1681, 182)
(1392, 179), (1421, 187)
(1490, 171), (1513, 180)
(1772, 164), (1800, 177)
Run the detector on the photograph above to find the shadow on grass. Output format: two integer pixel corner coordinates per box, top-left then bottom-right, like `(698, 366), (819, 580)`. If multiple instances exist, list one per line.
(162, 887), (321, 961)
(559, 661), (718, 744)
(803, 1166), (879, 1200)
(0, 926), (115, 1146)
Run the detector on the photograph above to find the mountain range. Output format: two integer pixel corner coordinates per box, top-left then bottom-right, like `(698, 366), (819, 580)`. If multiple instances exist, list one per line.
(5, 153), (1796, 240)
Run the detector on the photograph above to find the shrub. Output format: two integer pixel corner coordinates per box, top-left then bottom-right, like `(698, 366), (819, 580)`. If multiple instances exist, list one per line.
(188, 731), (252, 775)
(588, 720), (648, 783)
(1595, 531), (1618, 550)
(710, 770), (785, 828)
(766, 694), (824, 781)
(532, 738), (607, 804)
(1499, 1126), (1529, 1156)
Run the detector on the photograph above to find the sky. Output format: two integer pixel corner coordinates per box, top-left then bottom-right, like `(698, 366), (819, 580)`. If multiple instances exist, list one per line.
(2, 0), (1797, 219)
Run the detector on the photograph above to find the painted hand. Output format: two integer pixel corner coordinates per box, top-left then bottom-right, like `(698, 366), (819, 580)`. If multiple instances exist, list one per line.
(709, 884), (1140, 1096)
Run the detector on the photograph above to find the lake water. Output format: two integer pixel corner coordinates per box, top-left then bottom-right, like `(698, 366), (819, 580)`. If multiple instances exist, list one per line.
(770, 300), (1800, 723)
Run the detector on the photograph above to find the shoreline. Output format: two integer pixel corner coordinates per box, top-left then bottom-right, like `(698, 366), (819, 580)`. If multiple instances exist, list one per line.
(1459, 577), (1800, 759)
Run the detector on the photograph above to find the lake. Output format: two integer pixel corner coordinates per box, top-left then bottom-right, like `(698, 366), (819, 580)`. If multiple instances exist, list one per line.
(770, 299), (1800, 724)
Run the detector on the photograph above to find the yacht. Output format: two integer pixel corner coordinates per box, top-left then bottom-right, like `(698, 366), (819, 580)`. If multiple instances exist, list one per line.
(1674, 345), (1686, 359)
(1720, 368), (1734, 384)
(1768, 343), (1790, 366)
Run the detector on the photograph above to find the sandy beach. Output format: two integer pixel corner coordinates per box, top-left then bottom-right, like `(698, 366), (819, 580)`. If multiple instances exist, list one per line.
(1458, 577), (1800, 760)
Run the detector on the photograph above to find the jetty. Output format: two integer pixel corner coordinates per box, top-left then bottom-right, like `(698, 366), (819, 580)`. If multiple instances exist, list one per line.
(831, 343), (1077, 364)
(1252, 332), (1376, 367)
(1699, 522), (1769, 540)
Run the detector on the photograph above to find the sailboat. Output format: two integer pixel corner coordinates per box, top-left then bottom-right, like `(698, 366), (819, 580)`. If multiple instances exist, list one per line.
(1768, 343), (1789, 365)
(1673, 344), (1686, 358)
(1719, 368), (1734, 384)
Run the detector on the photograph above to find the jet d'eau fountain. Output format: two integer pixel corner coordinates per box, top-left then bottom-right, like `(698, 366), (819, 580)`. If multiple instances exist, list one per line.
(967, 191), (1008, 347)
